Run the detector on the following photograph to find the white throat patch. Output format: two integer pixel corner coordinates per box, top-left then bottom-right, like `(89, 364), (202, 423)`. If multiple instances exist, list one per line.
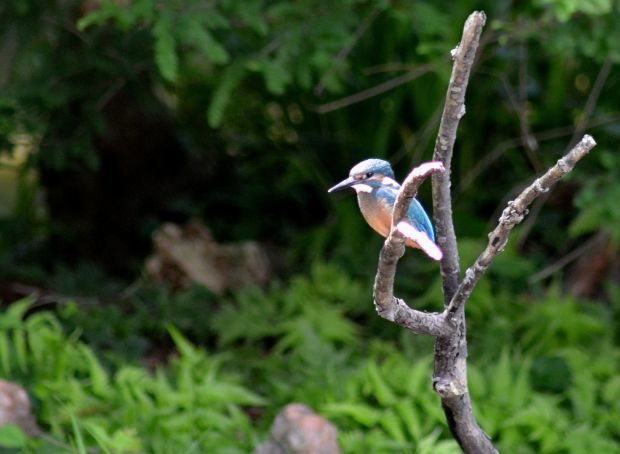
(352, 183), (373, 193)
(381, 176), (400, 188)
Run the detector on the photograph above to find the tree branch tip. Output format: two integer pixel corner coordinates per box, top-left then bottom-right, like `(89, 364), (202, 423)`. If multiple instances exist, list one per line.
(582, 134), (596, 146)
(412, 161), (445, 177)
(468, 10), (487, 24)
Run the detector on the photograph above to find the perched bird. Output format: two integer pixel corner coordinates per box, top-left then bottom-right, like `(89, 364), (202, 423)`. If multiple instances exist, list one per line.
(328, 158), (442, 260)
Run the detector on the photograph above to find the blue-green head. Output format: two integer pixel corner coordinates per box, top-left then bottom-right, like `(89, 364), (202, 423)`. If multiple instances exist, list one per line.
(328, 159), (397, 193)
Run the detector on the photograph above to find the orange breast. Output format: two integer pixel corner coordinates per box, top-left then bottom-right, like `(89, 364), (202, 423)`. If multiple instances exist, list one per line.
(357, 193), (392, 238)
(357, 193), (423, 250)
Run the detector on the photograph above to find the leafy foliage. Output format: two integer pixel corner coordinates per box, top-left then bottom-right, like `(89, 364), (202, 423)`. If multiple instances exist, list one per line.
(1, 0), (620, 452)
(2, 0), (620, 275)
(0, 299), (264, 452)
(570, 149), (620, 242)
(2, 264), (620, 451)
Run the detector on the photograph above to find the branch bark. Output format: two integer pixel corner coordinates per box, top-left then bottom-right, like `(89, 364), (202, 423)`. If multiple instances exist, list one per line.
(370, 10), (596, 454)
(446, 134), (597, 319)
(428, 11), (495, 454)
(373, 162), (450, 337)
(431, 11), (486, 300)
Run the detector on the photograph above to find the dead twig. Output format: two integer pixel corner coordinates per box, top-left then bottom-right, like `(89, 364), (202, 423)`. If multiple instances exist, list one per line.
(314, 8), (381, 96)
(517, 58), (611, 247)
(373, 162), (450, 337)
(431, 12), (485, 299)
(371, 11), (596, 454)
(315, 65), (434, 114)
(427, 12), (496, 453)
(446, 134), (597, 319)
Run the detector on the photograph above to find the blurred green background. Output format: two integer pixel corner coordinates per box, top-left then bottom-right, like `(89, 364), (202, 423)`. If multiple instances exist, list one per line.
(1, 0), (620, 452)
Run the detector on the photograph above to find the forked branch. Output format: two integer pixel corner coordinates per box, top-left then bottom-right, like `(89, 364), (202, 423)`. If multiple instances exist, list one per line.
(373, 162), (450, 337)
(371, 9), (597, 454)
(432, 11), (487, 299)
(446, 134), (597, 320)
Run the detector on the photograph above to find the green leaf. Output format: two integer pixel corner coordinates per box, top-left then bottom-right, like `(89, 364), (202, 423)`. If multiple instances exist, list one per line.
(366, 361), (397, 406)
(167, 325), (201, 361)
(379, 409), (406, 443)
(184, 19), (229, 65)
(395, 399), (422, 441)
(76, 9), (113, 31)
(602, 375), (620, 405)
(153, 15), (178, 82)
(536, 0), (611, 21)
(75, 0), (120, 30)
(260, 59), (291, 95)
(236, 3), (267, 35)
(568, 207), (600, 237)
(198, 381), (267, 406)
(490, 349), (515, 401)
(71, 414), (88, 454)
(84, 423), (113, 454)
(12, 328), (27, 373)
(0, 298), (33, 329)
(79, 345), (110, 397)
(0, 425), (27, 448)
(0, 332), (11, 376)
(108, 428), (142, 452)
(207, 63), (247, 128)
(202, 9), (229, 29)
(322, 402), (381, 427)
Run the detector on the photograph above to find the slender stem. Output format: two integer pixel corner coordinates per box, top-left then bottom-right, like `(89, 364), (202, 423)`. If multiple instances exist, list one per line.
(373, 162), (450, 337)
(370, 10), (596, 454)
(429, 11), (498, 454)
(446, 134), (597, 318)
(432, 12), (486, 300)
(315, 65), (434, 114)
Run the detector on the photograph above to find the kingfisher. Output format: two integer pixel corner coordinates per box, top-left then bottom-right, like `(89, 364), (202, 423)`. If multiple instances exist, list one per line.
(328, 158), (442, 260)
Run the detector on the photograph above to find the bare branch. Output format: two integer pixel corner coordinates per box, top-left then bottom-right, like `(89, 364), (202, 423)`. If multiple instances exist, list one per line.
(373, 162), (450, 337)
(314, 8), (381, 96)
(458, 111), (620, 193)
(446, 134), (597, 318)
(369, 11), (595, 454)
(393, 162), (445, 223)
(569, 58), (611, 148)
(517, 58), (611, 247)
(315, 65), (433, 114)
(363, 62), (427, 74)
(432, 11), (486, 300)
(374, 241), (451, 336)
(528, 233), (602, 284)
(426, 12), (498, 454)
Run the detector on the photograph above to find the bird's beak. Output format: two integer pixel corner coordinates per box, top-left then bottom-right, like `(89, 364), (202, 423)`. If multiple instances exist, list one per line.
(328, 176), (356, 193)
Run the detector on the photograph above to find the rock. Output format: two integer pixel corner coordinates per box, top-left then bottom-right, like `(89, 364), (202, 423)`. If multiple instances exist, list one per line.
(0, 379), (41, 437)
(254, 403), (340, 454)
(145, 220), (270, 294)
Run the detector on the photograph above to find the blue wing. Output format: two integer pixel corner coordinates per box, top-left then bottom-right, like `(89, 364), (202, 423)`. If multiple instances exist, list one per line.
(375, 186), (435, 242)
(408, 198), (435, 242)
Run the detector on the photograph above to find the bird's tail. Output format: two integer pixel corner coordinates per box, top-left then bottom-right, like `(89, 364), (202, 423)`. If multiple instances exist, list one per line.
(396, 221), (443, 261)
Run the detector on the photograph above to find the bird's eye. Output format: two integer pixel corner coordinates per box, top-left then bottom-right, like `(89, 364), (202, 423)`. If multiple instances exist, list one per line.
(365, 172), (374, 178)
